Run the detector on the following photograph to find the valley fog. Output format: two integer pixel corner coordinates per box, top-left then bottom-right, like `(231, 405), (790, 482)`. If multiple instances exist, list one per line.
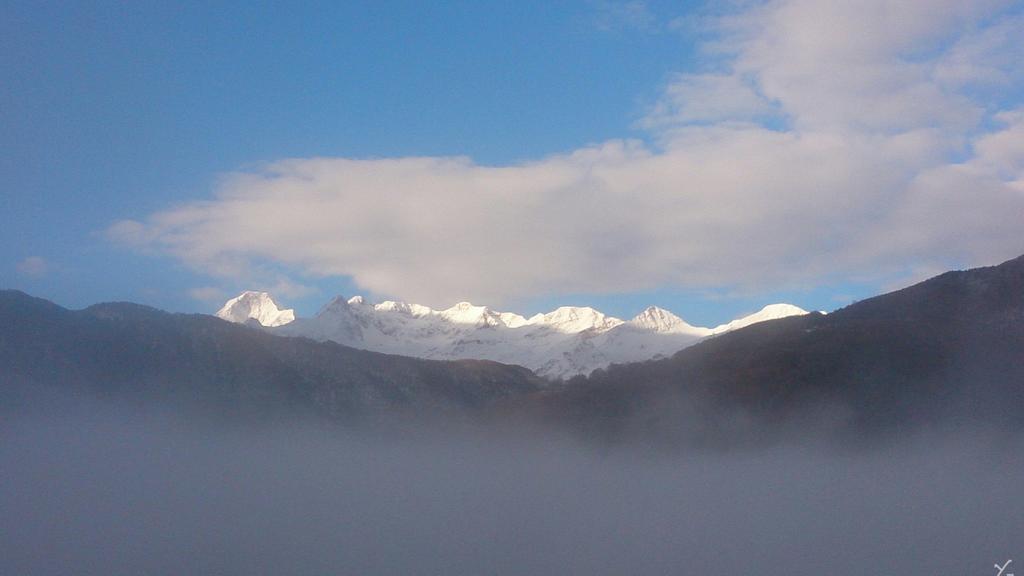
(2, 403), (1022, 576)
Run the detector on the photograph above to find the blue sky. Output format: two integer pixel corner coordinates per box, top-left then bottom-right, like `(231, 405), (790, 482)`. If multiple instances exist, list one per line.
(3, 1), (1023, 326)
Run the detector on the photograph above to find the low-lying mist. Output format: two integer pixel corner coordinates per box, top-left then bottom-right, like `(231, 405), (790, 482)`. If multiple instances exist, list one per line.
(2, 402), (1021, 576)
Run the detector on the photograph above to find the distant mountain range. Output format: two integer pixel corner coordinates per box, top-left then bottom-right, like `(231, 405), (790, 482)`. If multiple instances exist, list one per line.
(3, 254), (1022, 446)
(529, 253), (1024, 446)
(0, 292), (543, 420)
(216, 291), (808, 379)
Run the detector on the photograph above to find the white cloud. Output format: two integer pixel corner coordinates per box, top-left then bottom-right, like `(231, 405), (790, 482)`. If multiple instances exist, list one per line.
(934, 13), (1024, 89)
(639, 73), (776, 130)
(16, 256), (48, 278)
(971, 109), (1024, 183)
(109, 0), (1024, 308)
(665, 0), (1011, 135)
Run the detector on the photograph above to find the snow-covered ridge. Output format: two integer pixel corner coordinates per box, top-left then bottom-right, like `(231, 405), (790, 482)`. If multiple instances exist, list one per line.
(527, 306), (623, 333)
(710, 303), (809, 334)
(216, 291), (295, 327)
(217, 292), (808, 379)
(629, 306), (710, 335)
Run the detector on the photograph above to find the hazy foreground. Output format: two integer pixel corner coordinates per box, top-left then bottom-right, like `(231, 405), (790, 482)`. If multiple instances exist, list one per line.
(2, 401), (1021, 576)
(3, 255), (1023, 574)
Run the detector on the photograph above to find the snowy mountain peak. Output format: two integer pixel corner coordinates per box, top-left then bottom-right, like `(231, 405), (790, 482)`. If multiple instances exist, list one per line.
(441, 301), (485, 319)
(498, 312), (530, 329)
(376, 300), (409, 313)
(630, 306), (709, 335)
(440, 301), (516, 327)
(317, 295), (354, 317)
(530, 306), (624, 334)
(216, 291), (295, 327)
(711, 303), (809, 334)
(217, 292), (810, 379)
(371, 300), (432, 318)
(758, 303), (808, 317)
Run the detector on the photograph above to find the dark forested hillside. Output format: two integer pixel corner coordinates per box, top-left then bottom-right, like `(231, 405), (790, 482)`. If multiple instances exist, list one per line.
(3, 254), (1023, 445)
(0, 290), (543, 421)
(523, 255), (1024, 446)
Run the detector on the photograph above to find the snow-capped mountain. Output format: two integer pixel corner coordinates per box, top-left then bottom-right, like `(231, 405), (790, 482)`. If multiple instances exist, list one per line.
(216, 291), (295, 327)
(630, 306), (710, 335)
(217, 293), (807, 379)
(709, 303), (809, 334)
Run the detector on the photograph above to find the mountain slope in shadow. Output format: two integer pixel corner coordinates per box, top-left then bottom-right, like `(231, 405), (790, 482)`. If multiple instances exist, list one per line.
(522, 254), (1024, 446)
(0, 290), (543, 422)
(2, 254), (1022, 446)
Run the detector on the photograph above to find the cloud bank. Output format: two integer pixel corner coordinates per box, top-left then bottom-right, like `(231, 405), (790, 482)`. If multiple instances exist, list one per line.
(4, 406), (1023, 576)
(15, 256), (49, 278)
(110, 0), (1024, 307)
